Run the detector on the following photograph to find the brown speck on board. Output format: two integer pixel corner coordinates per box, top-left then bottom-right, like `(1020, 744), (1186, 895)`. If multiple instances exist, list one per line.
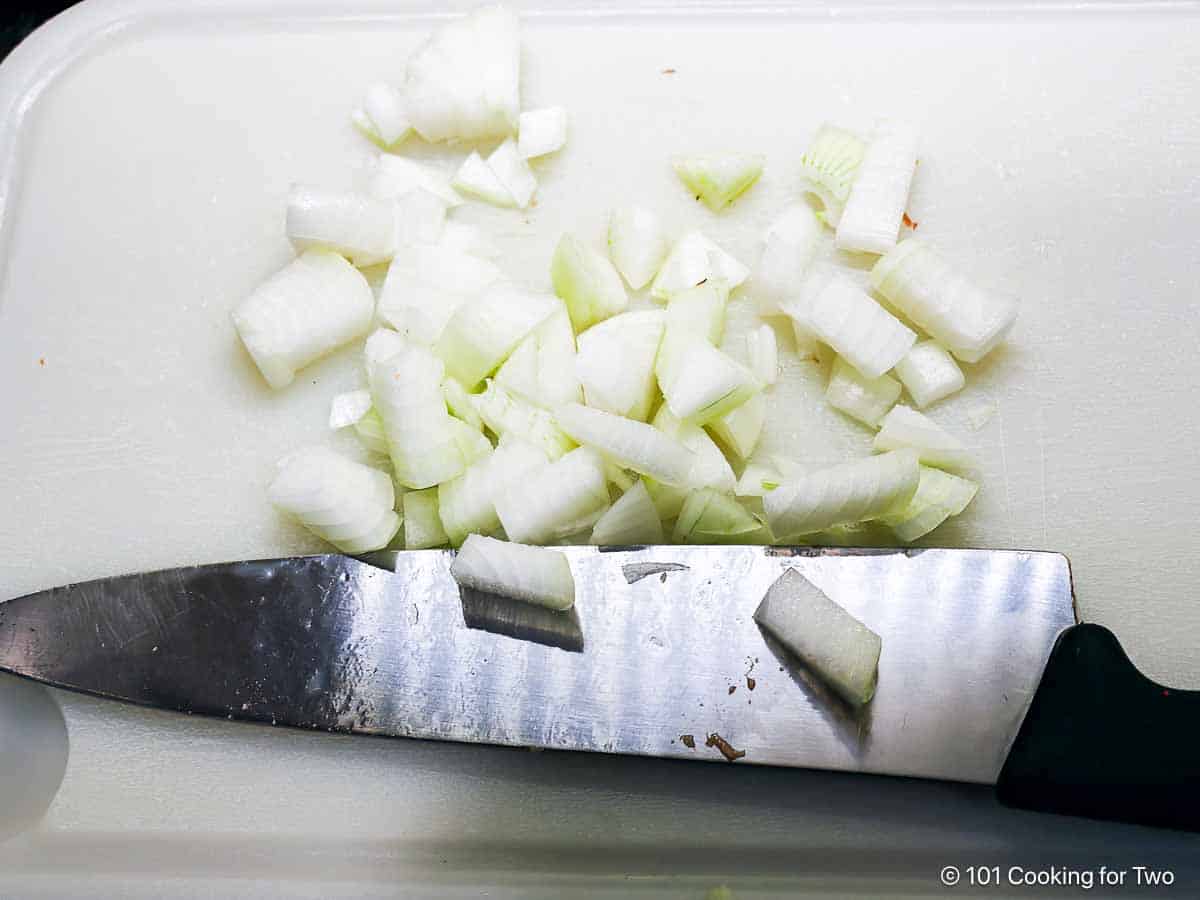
(530, 197), (539, 208)
(680, 734), (696, 749)
(746, 677), (756, 691)
(662, 67), (676, 75)
(38, 357), (45, 367)
(728, 685), (737, 695)
(903, 212), (919, 230)
(705, 733), (746, 762)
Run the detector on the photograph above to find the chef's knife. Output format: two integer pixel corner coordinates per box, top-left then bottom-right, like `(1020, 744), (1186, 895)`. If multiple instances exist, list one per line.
(1, 547), (1195, 830)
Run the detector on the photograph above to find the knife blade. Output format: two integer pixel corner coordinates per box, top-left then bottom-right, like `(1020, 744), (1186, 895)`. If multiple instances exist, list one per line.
(0, 547), (1075, 785)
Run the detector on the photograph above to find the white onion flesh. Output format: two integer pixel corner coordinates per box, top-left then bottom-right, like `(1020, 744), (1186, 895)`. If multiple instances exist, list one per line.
(451, 534), (575, 610)
(650, 231), (748, 301)
(353, 409), (389, 456)
(369, 154), (463, 208)
(754, 568), (881, 707)
(494, 307), (581, 408)
(873, 405), (972, 471)
(870, 239), (1018, 363)
(657, 336), (763, 425)
(435, 284), (559, 389)
(664, 280), (729, 346)
(328, 390), (373, 429)
(487, 139), (537, 209)
(403, 487), (449, 549)
(285, 186), (398, 266)
(825, 356), (901, 428)
(764, 449), (920, 539)
(518, 107), (568, 159)
(879, 465), (978, 542)
(744, 203), (822, 315)
(746, 324), (779, 386)
(495, 446), (610, 544)
(438, 439), (548, 545)
(672, 154), (764, 212)
(608, 205), (669, 290)
(556, 403), (694, 486)
(359, 82), (412, 148)
(233, 249), (374, 389)
(575, 309), (664, 422)
(708, 390), (765, 460)
(364, 327), (407, 368)
(798, 125), (866, 227)
(472, 380), (576, 459)
(439, 221), (501, 259)
(673, 488), (764, 544)
(443, 376), (483, 430)
(835, 125), (918, 255)
(652, 406), (737, 493)
(393, 188), (448, 248)
(452, 151), (517, 208)
(893, 339), (965, 409)
(551, 233), (629, 332)
(590, 480), (664, 545)
(735, 460), (783, 497)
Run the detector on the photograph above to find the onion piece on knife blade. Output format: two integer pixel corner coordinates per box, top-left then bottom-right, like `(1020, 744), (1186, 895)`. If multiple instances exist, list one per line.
(451, 534), (575, 611)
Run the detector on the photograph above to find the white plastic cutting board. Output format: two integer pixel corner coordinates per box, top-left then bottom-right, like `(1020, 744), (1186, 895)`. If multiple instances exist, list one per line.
(3, 0), (1200, 895)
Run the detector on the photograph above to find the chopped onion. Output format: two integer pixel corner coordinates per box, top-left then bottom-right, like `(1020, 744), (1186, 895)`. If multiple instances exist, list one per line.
(451, 534), (575, 611)
(590, 480), (664, 545)
(435, 284), (559, 389)
(452, 417), (494, 466)
(575, 309), (664, 422)
(754, 568), (881, 707)
(798, 124), (865, 227)
(494, 306), (581, 408)
(744, 203), (822, 315)
(892, 339), (965, 409)
(643, 477), (688, 521)
(605, 462), (637, 492)
(353, 409), (389, 456)
(358, 82), (412, 148)
(708, 390), (765, 460)
(403, 487), (448, 549)
(652, 406), (737, 493)
(404, 5), (520, 143)
(452, 151), (516, 208)
(672, 154), (764, 212)
(608, 205), (668, 290)
(870, 239), (1018, 363)
(472, 379), (575, 459)
(439, 221), (501, 259)
(556, 403), (694, 486)
(825, 356), (901, 428)
(650, 231), (748, 300)
(364, 327), (407, 367)
(673, 488), (764, 544)
(786, 266), (915, 379)
(879, 465), (978, 541)
(518, 107), (568, 159)
(442, 376), (483, 430)
(657, 336), (763, 425)
(551, 233), (629, 332)
(495, 446), (611, 544)
(369, 154), (463, 208)
(438, 439), (548, 545)
(487, 139), (537, 209)
(735, 459), (783, 497)
(664, 280), (729, 346)
(393, 188), (448, 247)
(233, 249), (374, 389)
(835, 125), (918, 255)
(764, 449), (920, 539)
(328, 389), (372, 429)
(285, 186), (398, 266)
(746, 324), (778, 385)
(873, 405), (972, 470)
(268, 446), (399, 554)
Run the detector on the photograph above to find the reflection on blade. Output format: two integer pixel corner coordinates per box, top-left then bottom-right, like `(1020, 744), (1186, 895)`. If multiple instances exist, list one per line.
(459, 587), (584, 653)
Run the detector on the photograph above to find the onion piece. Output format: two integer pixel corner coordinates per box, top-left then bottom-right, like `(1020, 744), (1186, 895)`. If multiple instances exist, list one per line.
(650, 231), (748, 300)
(870, 239), (1018, 363)
(754, 568), (881, 707)
(361, 82), (411, 147)
(473, 380), (575, 459)
(440, 221), (501, 259)
(673, 488), (765, 544)
(664, 280), (729, 346)
(404, 5), (520, 143)
(835, 125), (918, 255)
(708, 390), (765, 460)
(746, 324), (779, 385)
(745, 203), (823, 315)
(892, 340), (965, 409)
(233, 249), (374, 389)
(435, 284), (559, 389)
(452, 534), (575, 611)
(605, 462), (637, 492)
(785, 266), (915, 379)
(518, 107), (568, 159)
(657, 336), (763, 425)
(494, 306), (581, 408)
(285, 186), (398, 266)
(364, 327), (407, 367)
(495, 447), (611, 544)
(608, 206), (669, 290)
(672, 154), (765, 212)
(590, 480), (664, 545)
(879, 465), (978, 541)
(443, 376), (483, 430)
(438, 439), (549, 545)
(403, 487), (449, 549)
(825, 356), (901, 428)
(353, 409), (389, 456)
(643, 477), (688, 521)
(764, 449), (920, 539)
(393, 189), (448, 248)
(575, 309), (664, 422)
(486, 139), (537, 209)
(269, 447), (399, 554)
(370, 154), (463, 208)
(798, 124), (866, 227)
(651, 406), (736, 492)
(556, 403), (694, 486)
(735, 459), (783, 497)
(551, 233), (629, 332)
(452, 151), (516, 207)
(328, 390), (373, 429)
(873, 405), (972, 471)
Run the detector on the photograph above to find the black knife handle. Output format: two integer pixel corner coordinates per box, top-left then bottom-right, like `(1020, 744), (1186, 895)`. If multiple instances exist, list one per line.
(997, 623), (1200, 831)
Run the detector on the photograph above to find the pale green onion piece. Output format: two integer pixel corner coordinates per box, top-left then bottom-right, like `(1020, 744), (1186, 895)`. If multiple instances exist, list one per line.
(452, 151), (516, 208)
(735, 459), (783, 497)
(764, 449), (920, 539)
(825, 356), (901, 428)
(551, 233), (629, 332)
(451, 534), (575, 611)
(486, 138), (537, 209)
(472, 379), (576, 460)
(576, 309), (664, 422)
(590, 480), (664, 546)
(403, 487), (449, 549)
(879, 465), (978, 542)
(435, 284), (559, 389)
(745, 203), (822, 315)
(754, 568), (881, 707)
(285, 186), (398, 266)
(657, 336), (763, 425)
(835, 125), (918, 255)
(556, 403), (694, 486)
(870, 239), (1018, 363)
(708, 390), (765, 460)
(449, 417), (493, 466)
(404, 5), (520, 143)
(369, 154), (463, 207)
(328, 390), (372, 429)
(393, 188), (448, 248)
(792, 317), (820, 359)
(873, 405), (972, 471)
(651, 406), (736, 492)
(893, 339), (965, 409)
(643, 477), (688, 521)
(360, 82), (411, 148)
(608, 206), (669, 290)
(353, 408), (389, 456)
(785, 266), (915, 379)
(650, 231), (748, 300)
(746, 323), (778, 385)
(664, 280), (729, 346)
(517, 107), (568, 159)
(232, 249), (374, 389)
(672, 153), (765, 212)
(494, 306), (580, 408)
(351, 108), (377, 143)
(438, 440), (548, 546)
(495, 446), (611, 544)
(269, 447), (400, 554)
(605, 462), (637, 492)
(443, 376), (483, 430)
(673, 488), (763, 544)
(797, 124), (866, 227)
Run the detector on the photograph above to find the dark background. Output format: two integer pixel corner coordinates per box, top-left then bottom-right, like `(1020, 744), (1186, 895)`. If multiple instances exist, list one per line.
(2, 1), (79, 61)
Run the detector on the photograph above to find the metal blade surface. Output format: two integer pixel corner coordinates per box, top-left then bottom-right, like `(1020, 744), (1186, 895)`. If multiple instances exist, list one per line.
(0, 547), (1076, 784)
